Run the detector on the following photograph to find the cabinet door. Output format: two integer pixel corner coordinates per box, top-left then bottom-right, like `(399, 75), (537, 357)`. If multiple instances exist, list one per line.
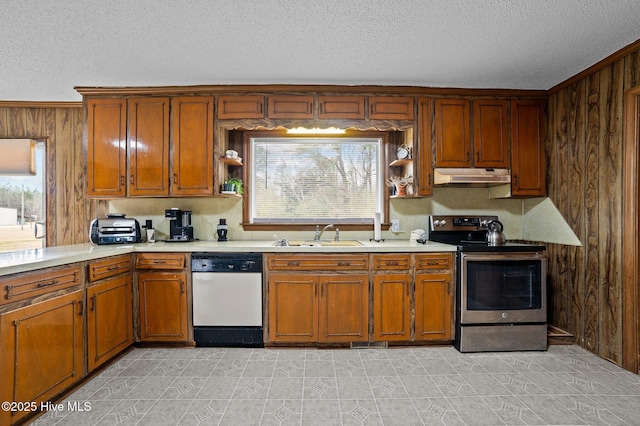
(128, 97), (170, 196)
(369, 96), (414, 120)
(473, 100), (509, 168)
(373, 274), (411, 341)
(268, 273), (318, 342)
(415, 272), (451, 341)
(171, 96), (215, 195)
(435, 99), (471, 167)
(417, 98), (433, 196)
(318, 95), (365, 119)
(511, 100), (546, 196)
(319, 274), (369, 342)
(0, 291), (84, 425)
(218, 95), (264, 119)
(138, 272), (188, 341)
(267, 95), (314, 119)
(87, 275), (133, 372)
(87, 98), (127, 197)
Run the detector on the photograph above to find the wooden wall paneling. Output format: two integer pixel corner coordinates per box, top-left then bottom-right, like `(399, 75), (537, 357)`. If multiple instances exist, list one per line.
(583, 72), (601, 354)
(567, 80), (587, 346)
(55, 109), (74, 246)
(72, 108), (87, 244)
(0, 107), (7, 137)
(622, 85), (640, 372)
(552, 89), (570, 331)
(7, 106), (27, 136)
(597, 62), (624, 364)
(45, 109), (59, 247)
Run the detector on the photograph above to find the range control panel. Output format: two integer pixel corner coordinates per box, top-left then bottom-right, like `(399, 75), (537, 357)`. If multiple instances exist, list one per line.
(429, 215), (498, 232)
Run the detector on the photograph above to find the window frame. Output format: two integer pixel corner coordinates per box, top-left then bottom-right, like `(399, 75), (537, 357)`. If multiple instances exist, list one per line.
(240, 130), (390, 231)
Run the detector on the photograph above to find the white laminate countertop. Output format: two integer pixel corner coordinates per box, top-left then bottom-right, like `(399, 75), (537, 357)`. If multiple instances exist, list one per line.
(0, 240), (456, 277)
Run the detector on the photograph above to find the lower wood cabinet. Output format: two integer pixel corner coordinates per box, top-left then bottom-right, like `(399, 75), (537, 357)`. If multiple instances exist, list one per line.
(266, 254), (369, 344)
(415, 272), (451, 340)
(138, 271), (188, 342)
(0, 291), (84, 425)
(373, 273), (411, 341)
(87, 274), (133, 371)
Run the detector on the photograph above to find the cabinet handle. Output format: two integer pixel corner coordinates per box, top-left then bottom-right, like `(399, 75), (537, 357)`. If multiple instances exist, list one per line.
(173, 173), (177, 185)
(90, 295), (96, 311)
(129, 174), (134, 184)
(180, 280), (185, 294)
(287, 261), (300, 267)
(120, 175), (125, 186)
(153, 260), (167, 264)
(386, 261), (399, 266)
(78, 300), (84, 316)
(337, 261), (351, 266)
(36, 279), (60, 288)
(107, 265), (120, 271)
(513, 174), (518, 185)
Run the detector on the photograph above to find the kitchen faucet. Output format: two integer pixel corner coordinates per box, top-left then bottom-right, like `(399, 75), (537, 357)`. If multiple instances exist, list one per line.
(314, 224), (334, 241)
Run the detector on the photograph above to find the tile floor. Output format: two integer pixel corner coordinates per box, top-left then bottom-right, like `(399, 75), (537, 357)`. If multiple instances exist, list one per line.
(30, 345), (640, 426)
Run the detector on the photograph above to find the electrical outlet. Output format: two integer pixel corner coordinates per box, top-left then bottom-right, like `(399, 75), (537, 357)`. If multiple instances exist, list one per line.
(391, 219), (400, 233)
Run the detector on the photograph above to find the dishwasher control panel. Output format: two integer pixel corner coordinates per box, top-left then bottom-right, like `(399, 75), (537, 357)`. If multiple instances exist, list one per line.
(192, 253), (262, 273)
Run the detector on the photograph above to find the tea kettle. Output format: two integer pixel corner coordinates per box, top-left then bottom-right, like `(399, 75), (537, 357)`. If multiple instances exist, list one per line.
(486, 220), (506, 246)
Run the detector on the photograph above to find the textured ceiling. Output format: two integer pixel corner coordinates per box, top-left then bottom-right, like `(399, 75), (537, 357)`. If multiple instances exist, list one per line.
(2, 0), (640, 102)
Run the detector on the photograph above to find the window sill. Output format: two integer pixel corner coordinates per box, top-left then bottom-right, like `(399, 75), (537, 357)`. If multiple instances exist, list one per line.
(241, 223), (390, 231)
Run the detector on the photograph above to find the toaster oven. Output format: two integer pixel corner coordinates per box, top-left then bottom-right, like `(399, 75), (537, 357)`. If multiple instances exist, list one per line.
(90, 213), (142, 245)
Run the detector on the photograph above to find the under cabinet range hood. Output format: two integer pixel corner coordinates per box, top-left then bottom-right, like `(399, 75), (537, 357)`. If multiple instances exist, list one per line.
(433, 168), (511, 186)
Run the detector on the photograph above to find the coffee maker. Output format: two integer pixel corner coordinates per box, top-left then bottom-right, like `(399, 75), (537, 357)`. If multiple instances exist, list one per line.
(165, 208), (194, 241)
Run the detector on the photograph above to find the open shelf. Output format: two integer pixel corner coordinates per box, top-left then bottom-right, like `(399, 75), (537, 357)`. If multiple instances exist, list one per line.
(221, 157), (243, 167)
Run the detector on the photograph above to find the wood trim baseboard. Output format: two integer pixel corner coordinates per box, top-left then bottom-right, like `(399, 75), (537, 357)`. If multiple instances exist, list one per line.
(0, 100), (82, 108)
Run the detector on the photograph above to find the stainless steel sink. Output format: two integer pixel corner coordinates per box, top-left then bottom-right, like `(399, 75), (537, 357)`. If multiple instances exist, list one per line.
(273, 239), (363, 247)
(319, 240), (363, 246)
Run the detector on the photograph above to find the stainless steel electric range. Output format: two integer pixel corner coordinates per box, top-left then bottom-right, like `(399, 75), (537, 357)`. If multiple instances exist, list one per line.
(429, 215), (548, 352)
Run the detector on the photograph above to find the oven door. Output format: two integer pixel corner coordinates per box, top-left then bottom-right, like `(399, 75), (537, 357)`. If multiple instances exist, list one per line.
(459, 251), (547, 324)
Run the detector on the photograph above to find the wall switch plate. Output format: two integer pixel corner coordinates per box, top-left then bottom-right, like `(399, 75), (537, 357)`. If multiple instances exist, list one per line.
(391, 219), (400, 233)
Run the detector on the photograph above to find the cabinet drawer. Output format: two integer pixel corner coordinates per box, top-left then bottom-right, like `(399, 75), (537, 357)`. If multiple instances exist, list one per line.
(372, 254), (411, 270)
(414, 253), (452, 270)
(135, 253), (186, 270)
(2, 265), (82, 305)
(218, 95), (265, 119)
(267, 254), (368, 271)
(88, 254), (132, 282)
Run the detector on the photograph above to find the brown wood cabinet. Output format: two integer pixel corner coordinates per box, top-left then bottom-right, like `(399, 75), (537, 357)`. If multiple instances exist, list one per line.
(171, 96), (215, 195)
(434, 99), (471, 167)
(372, 254), (412, 341)
(267, 95), (314, 119)
(318, 95), (365, 119)
(414, 253), (453, 341)
(87, 275), (133, 371)
(416, 97), (433, 196)
(473, 100), (509, 168)
(511, 99), (546, 196)
(0, 291), (84, 425)
(87, 255), (133, 372)
(136, 253), (189, 342)
(266, 254), (369, 344)
(128, 97), (170, 196)
(88, 95), (214, 197)
(369, 96), (414, 120)
(87, 98), (127, 197)
(1, 264), (82, 305)
(217, 95), (265, 119)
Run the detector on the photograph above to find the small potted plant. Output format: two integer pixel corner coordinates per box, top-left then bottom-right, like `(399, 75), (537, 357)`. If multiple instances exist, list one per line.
(223, 177), (243, 195)
(385, 175), (413, 196)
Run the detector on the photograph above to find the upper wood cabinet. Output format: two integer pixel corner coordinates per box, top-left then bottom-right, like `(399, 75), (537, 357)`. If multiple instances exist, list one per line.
(87, 95), (214, 197)
(217, 95), (265, 119)
(267, 95), (314, 119)
(473, 100), (509, 168)
(511, 100), (546, 196)
(435, 99), (509, 169)
(128, 97), (170, 196)
(416, 98), (433, 196)
(171, 96), (215, 195)
(434, 99), (471, 167)
(369, 96), (414, 120)
(318, 95), (365, 119)
(87, 98), (127, 197)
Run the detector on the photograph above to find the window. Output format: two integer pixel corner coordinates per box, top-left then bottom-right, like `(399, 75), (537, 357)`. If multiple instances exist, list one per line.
(248, 134), (384, 225)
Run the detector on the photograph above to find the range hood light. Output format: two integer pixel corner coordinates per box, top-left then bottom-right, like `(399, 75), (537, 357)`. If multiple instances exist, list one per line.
(286, 127), (346, 135)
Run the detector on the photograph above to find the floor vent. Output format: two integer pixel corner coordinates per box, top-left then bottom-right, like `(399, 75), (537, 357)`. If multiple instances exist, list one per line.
(350, 341), (388, 349)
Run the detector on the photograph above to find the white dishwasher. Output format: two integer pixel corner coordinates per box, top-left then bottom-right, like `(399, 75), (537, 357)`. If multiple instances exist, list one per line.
(191, 253), (263, 347)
